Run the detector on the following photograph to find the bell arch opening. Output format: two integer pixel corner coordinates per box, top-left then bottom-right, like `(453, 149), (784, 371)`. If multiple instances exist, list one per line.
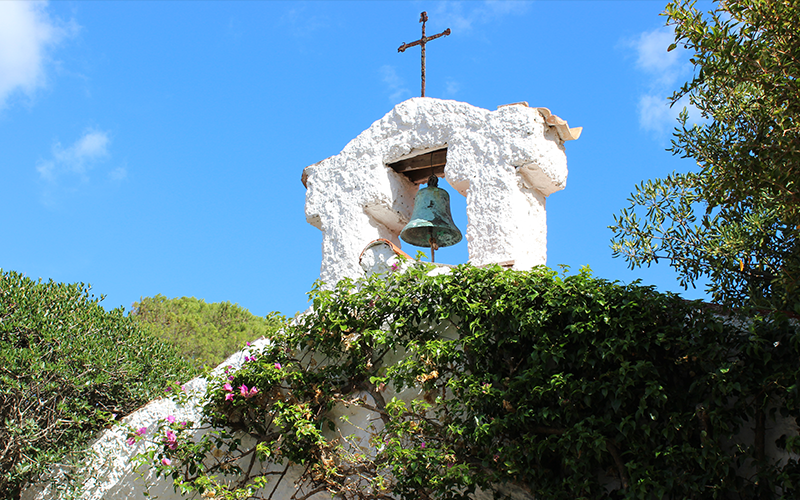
(386, 148), (468, 265)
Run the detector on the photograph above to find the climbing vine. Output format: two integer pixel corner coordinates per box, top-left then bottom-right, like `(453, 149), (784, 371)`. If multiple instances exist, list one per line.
(138, 263), (800, 499)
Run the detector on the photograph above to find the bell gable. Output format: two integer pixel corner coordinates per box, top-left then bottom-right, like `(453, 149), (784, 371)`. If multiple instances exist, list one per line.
(302, 97), (580, 286)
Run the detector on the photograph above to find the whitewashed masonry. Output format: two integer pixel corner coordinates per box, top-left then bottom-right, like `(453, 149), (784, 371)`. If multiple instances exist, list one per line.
(302, 97), (581, 285)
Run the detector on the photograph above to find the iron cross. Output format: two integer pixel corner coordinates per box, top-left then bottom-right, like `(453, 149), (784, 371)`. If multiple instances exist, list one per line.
(398, 12), (451, 97)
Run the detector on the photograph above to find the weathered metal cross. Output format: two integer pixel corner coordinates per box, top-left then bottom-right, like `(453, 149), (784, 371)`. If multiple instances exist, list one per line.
(397, 11), (451, 97)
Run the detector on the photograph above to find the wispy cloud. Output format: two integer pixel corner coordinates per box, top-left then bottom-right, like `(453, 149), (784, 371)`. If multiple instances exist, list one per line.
(627, 26), (701, 134)
(381, 65), (411, 104)
(108, 166), (128, 183)
(37, 129), (111, 183)
(431, 0), (531, 35)
(386, 1), (525, 102)
(444, 79), (461, 98)
(0, 1), (76, 110)
(280, 4), (328, 38)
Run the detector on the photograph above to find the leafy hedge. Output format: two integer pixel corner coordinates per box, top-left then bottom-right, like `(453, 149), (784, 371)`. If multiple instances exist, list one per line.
(0, 270), (199, 499)
(130, 295), (283, 369)
(142, 264), (800, 499)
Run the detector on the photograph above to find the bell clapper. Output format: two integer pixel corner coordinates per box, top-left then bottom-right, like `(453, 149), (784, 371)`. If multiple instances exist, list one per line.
(428, 232), (439, 262)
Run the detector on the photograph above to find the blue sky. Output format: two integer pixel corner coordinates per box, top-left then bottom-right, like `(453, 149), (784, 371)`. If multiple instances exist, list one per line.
(1, 0), (712, 318)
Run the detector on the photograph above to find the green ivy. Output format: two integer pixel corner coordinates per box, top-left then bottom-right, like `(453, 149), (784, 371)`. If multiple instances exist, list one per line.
(144, 264), (800, 499)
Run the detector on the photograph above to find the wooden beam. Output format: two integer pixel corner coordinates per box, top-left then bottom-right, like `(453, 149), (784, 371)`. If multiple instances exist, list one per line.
(388, 148), (447, 184)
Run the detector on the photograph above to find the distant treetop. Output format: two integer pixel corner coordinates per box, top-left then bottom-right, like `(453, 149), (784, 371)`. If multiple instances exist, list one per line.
(131, 295), (284, 369)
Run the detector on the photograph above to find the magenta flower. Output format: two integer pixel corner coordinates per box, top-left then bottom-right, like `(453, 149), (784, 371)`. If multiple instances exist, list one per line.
(180, 421), (187, 427)
(164, 430), (178, 450)
(274, 362), (282, 370)
(228, 375), (234, 381)
(223, 383), (233, 392)
(136, 427), (148, 436)
(420, 441), (426, 448)
(166, 415), (176, 424)
(161, 457), (171, 466)
(240, 384), (259, 399)
(126, 437), (136, 446)
(246, 341), (251, 346)
(225, 392), (234, 401)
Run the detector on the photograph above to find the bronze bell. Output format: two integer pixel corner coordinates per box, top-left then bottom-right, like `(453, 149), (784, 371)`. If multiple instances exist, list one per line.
(400, 175), (462, 261)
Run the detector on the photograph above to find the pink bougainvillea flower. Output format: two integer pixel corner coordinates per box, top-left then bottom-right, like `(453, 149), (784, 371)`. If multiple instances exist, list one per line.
(228, 375), (234, 381)
(239, 384), (259, 399)
(420, 441), (426, 448)
(126, 437), (136, 446)
(164, 430), (178, 450)
(246, 341), (251, 346)
(161, 458), (171, 466)
(166, 415), (176, 424)
(136, 427), (148, 436)
(225, 392), (234, 401)
(180, 421), (187, 427)
(274, 363), (282, 370)
(223, 383), (233, 392)
(180, 385), (186, 392)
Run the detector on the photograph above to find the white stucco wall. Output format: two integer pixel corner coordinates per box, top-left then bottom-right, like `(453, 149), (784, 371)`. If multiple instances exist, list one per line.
(303, 98), (578, 286)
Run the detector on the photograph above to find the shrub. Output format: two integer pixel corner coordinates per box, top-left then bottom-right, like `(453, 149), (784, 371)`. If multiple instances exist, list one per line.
(0, 270), (199, 499)
(130, 295), (283, 369)
(143, 264), (800, 499)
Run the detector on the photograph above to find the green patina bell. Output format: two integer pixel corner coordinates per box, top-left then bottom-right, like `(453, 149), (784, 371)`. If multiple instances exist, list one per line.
(400, 175), (462, 261)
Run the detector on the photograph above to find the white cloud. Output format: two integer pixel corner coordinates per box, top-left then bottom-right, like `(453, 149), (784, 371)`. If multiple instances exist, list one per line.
(444, 79), (461, 98)
(388, 1), (525, 102)
(0, 1), (74, 109)
(109, 166), (128, 182)
(635, 28), (681, 76)
(380, 65), (411, 104)
(37, 129), (111, 182)
(638, 94), (673, 134)
(431, 0), (531, 35)
(280, 4), (327, 38)
(627, 26), (699, 134)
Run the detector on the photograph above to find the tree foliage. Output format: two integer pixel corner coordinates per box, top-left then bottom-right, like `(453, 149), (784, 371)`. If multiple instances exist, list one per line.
(0, 270), (199, 499)
(141, 264), (800, 499)
(611, 0), (800, 313)
(130, 295), (283, 369)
